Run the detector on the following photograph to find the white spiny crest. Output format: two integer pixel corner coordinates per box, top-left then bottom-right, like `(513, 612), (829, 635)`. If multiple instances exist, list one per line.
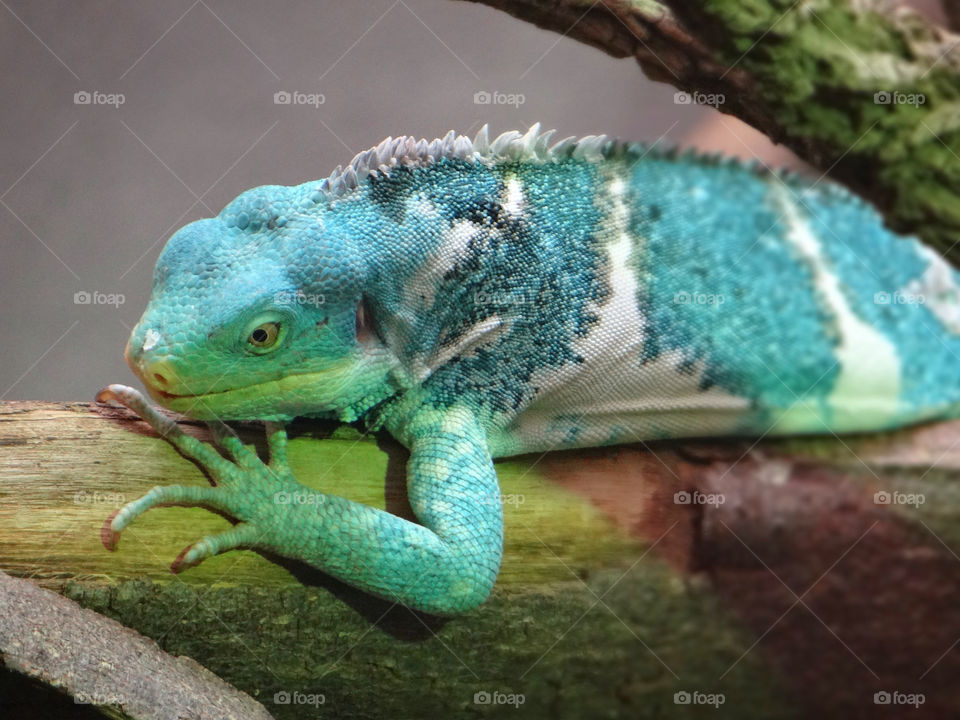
(309, 123), (868, 209)
(314, 123), (617, 203)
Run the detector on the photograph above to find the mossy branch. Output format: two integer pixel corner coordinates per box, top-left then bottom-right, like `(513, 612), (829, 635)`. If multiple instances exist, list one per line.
(461, 0), (960, 261)
(6, 402), (960, 716)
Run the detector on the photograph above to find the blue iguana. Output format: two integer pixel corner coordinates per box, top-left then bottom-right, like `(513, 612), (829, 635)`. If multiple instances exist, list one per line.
(97, 124), (960, 614)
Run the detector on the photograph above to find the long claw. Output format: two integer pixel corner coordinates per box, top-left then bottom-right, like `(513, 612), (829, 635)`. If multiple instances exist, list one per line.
(106, 484), (231, 544)
(171, 523), (261, 573)
(171, 544), (201, 574)
(101, 510), (121, 550)
(97, 385), (235, 478)
(97, 384), (179, 437)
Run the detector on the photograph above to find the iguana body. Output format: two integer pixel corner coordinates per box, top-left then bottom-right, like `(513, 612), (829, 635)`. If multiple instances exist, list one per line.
(99, 125), (960, 614)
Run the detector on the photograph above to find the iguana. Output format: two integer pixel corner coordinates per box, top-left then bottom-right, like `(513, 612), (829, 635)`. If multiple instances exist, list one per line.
(97, 124), (960, 615)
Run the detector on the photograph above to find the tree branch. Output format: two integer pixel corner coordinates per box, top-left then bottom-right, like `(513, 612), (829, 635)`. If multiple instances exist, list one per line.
(6, 401), (960, 716)
(945, 0), (960, 32)
(0, 570), (273, 720)
(462, 0), (960, 261)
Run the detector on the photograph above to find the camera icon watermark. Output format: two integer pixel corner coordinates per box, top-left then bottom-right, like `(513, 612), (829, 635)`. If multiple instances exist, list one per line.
(473, 690), (524, 707)
(473, 90), (525, 108)
(874, 91), (925, 107)
(873, 290), (925, 306)
(275, 290), (324, 307)
(73, 490), (125, 507)
(75, 691), (125, 705)
(873, 690), (924, 707)
(474, 289), (529, 306)
(674, 690), (725, 707)
(479, 492), (526, 507)
(273, 690), (325, 706)
(274, 90), (325, 107)
(73, 90), (125, 107)
(74, 290), (125, 307)
(674, 290), (725, 306)
(274, 490), (326, 506)
(674, 490), (725, 506)
(873, 490), (924, 508)
(674, 91), (725, 108)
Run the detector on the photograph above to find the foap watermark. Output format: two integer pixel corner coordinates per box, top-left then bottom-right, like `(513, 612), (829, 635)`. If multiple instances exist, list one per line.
(674, 490), (725, 506)
(275, 290), (324, 307)
(473, 690), (525, 707)
(74, 290), (125, 307)
(473, 90), (525, 108)
(874, 91), (925, 107)
(874, 490), (924, 508)
(874, 291), (925, 306)
(74, 90), (125, 108)
(273, 690), (325, 707)
(674, 690), (725, 708)
(75, 691), (126, 705)
(674, 91), (725, 108)
(674, 291), (724, 306)
(474, 289), (528, 306)
(274, 490), (326, 506)
(480, 493), (526, 507)
(874, 690), (924, 708)
(274, 90), (325, 107)
(73, 490), (125, 507)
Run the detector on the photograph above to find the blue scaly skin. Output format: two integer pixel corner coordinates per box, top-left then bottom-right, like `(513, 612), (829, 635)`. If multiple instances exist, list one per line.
(97, 125), (960, 614)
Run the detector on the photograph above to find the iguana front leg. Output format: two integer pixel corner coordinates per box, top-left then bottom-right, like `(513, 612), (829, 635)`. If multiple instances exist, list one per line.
(97, 385), (504, 615)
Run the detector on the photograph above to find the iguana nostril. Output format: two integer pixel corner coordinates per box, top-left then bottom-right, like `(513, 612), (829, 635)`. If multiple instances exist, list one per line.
(137, 358), (179, 393)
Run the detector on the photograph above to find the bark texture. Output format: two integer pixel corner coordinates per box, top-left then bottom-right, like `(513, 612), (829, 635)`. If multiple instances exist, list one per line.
(462, 0), (960, 261)
(4, 401), (960, 717)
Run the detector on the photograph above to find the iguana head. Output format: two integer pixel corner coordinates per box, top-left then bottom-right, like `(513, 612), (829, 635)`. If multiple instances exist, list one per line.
(125, 185), (395, 422)
(124, 125), (594, 422)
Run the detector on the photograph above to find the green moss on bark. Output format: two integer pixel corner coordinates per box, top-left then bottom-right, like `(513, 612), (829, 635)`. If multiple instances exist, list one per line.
(64, 564), (796, 720)
(691, 0), (960, 256)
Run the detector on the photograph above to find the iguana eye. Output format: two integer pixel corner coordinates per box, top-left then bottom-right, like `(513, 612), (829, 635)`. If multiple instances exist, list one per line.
(248, 321), (280, 349)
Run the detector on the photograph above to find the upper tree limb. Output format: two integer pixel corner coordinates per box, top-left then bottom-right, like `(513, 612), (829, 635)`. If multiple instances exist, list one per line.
(460, 0), (960, 260)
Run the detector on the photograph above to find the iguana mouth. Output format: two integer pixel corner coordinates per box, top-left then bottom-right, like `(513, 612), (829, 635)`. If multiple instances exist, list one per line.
(145, 377), (290, 403)
(138, 368), (277, 403)
(154, 389), (188, 399)
(138, 360), (367, 421)
(142, 375), (313, 421)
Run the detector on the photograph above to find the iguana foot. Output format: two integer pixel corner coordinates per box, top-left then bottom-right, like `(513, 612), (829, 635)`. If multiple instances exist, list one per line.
(96, 384), (300, 572)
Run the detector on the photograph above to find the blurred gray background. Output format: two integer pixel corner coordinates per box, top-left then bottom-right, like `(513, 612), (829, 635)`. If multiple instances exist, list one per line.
(1, 0), (875, 401)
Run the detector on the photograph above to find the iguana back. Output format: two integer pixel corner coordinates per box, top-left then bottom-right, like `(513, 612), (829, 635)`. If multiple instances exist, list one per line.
(296, 126), (960, 456)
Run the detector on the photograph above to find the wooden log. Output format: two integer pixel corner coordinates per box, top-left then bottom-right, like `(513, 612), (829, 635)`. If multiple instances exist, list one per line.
(2, 400), (960, 718)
